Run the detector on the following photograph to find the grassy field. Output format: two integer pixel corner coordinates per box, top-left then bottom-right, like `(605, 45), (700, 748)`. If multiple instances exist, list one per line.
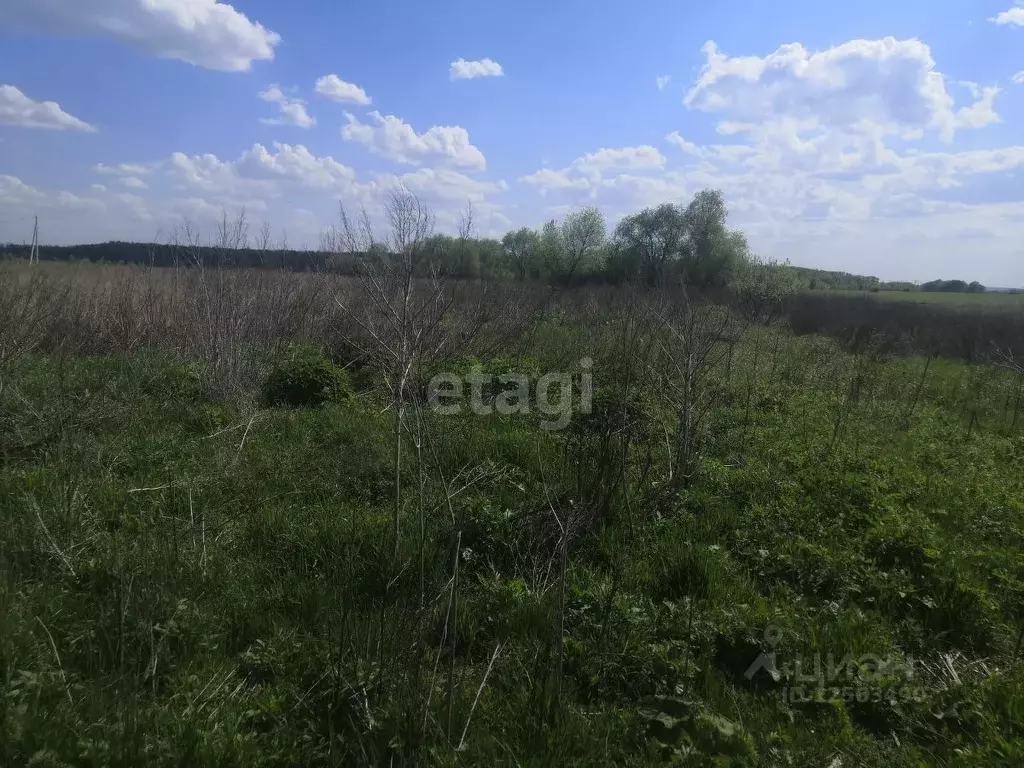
(2, 262), (1024, 765)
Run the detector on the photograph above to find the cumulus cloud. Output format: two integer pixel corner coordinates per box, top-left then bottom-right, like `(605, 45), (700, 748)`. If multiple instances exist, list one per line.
(519, 168), (592, 194)
(685, 38), (1000, 141)
(515, 36), (1024, 283)
(342, 111), (487, 170)
(258, 85), (315, 128)
(990, 5), (1024, 25)
(573, 146), (666, 173)
(0, 84), (95, 131)
(1013, 72), (1024, 85)
(376, 168), (507, 203)
(656, 75), (671, 90)
(0, 0), (279, 71)
(169, 142), (359, 197)
(520, 146), (665, 196)
(314, 75), (371, 105)
(449, 58), (504, 80)
(665, 131), (701, 155)
(49, 140), (508, 246)
(234, 143), (357, 189)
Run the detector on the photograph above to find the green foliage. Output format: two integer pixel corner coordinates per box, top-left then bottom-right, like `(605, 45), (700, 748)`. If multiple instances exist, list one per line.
(261, 344), (353, 407)
(3, 310), (1024, 765)
(922, 278), (988, 293)
(609, 191), (752, 288)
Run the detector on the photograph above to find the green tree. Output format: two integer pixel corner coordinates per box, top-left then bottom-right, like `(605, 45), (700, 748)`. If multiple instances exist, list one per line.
(538, 219), (564, 279)
(613, 203), (687, 284)
(502, 227), (541, 280)
(559, 206), (606, 283)
(680, 189), (740, 287)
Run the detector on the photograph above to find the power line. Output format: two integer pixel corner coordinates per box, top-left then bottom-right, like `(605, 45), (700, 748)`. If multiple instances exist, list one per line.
(29, 215), (39, 265)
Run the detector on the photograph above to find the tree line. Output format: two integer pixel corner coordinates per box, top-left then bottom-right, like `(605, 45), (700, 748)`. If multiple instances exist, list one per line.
(920, 279), (987, 293)
(0, 189), (761, 290)
(0, 189), (989, 293)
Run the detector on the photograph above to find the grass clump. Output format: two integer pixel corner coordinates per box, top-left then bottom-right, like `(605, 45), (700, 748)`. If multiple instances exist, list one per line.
(261, 344), (353, 408)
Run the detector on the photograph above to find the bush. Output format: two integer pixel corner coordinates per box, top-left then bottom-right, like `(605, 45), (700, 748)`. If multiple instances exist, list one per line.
(262, 345), (353, 408)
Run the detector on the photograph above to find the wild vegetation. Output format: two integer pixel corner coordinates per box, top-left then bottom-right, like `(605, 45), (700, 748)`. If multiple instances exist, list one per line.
(2, 189), (1023, 766)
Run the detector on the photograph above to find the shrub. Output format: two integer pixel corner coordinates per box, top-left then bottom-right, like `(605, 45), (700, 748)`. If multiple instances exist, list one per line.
(262, 344), (353, 408)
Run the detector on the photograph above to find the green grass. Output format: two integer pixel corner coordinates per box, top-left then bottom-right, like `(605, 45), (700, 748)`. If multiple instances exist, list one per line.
(2, 323), (1024, 765)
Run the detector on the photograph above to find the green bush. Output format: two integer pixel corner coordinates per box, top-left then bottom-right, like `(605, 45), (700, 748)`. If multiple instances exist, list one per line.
(262, 345), (353, 408)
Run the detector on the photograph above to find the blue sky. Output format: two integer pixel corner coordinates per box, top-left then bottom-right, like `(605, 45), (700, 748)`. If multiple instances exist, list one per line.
(1, 1), (1023, 284)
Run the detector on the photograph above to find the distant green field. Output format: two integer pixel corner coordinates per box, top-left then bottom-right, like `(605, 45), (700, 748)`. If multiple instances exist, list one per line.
(816, 289), (1024, 309)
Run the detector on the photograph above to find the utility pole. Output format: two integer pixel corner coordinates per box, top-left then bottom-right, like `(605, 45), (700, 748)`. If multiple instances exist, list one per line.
(29, 215), (39, 265)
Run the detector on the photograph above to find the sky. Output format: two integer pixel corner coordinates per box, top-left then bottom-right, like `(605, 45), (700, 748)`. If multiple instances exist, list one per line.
(1, 1), (1023, 285)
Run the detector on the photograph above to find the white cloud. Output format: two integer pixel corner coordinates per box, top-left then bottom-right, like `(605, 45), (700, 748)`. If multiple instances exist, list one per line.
(120, 176), (149, 190)
(519, 146), (665, 196)
(952, 85), (1000, 130)
(573, 146), (666, 173)
(685, 38), (1000, 142)
(665, 131), (701, 156)
(1013, 72), (1024, 85)
(0, 174), (105, 226)
(258, 85), (315, 128)
(0, 174), (45, 205)
(234, 143), (357, 189)
(990, 6), (1024, 25)
(517, 36), (1024, 283)
(0, 0), (279, 71)
(168, 143), (361, 198)
(449, 58), (504, 80)
(656, 75), (671, 90)
(375, 168), (507, 203)
(519, 168), (592, 194)
(90, 183), (107, 193)
(56, 190), (104, 210)
(342, 111), (487, 170)
(0, 84), (95, 131)
(314, 74), (371, 105)
(94, 162), (157, 175)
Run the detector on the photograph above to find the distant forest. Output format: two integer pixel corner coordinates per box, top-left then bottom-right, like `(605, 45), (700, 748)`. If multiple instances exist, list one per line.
(777, 266), (997, 293)
(0, 241), (326, 271)
(0, 240), (999, 294)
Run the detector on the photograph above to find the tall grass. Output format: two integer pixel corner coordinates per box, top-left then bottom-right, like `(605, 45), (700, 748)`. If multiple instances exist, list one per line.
(2, 256), (1024, 764)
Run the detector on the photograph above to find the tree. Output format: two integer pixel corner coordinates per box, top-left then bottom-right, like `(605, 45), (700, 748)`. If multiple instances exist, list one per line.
(502, 227), (540, 280)
(538, 220), (564, 279)
(678, 189), (748, 288)
(476, 238), (507, 278)
(559, 207), (605, 283)
(613, 203), (687, 284)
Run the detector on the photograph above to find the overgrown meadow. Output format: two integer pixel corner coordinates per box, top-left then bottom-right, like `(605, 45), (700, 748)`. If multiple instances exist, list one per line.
(2, 253), (1023, 766)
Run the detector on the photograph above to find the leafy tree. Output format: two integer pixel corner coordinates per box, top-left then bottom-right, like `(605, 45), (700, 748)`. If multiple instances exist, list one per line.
(613, 203), (687, 284)
(538, 220), (564, 279)
(502, 227), (541, 280)
(679, 189), (744, 288)
(559, 207), (606, 283)
(476, 238), (507, 278)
